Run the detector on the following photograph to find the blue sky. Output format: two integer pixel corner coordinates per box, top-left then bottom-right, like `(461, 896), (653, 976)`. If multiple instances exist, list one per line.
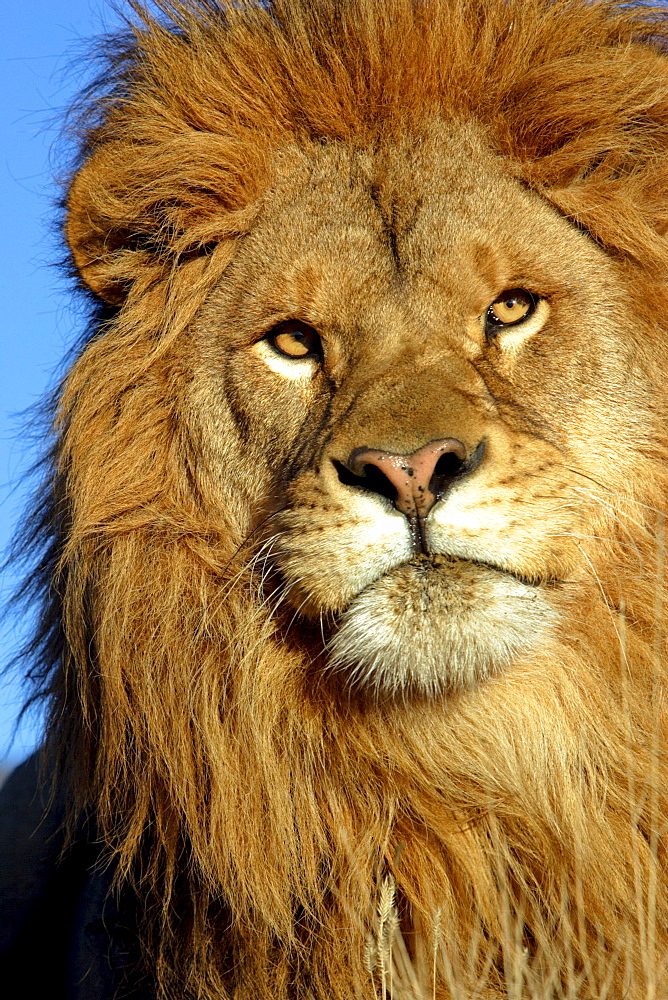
(1, 2), (127, 765)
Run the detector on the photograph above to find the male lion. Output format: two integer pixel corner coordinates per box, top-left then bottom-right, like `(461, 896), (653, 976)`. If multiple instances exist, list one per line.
(2, 0), (668, 998)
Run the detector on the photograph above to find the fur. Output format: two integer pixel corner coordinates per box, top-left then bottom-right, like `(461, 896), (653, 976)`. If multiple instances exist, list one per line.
(18, 0), (668, 996)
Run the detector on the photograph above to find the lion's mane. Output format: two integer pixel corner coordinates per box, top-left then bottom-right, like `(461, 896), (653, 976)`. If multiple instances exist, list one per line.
(19, 1), (668, 996)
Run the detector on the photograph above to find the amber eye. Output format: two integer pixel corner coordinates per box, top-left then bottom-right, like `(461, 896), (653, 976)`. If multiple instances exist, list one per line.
(485, 289), (537, 331)
(265, 321), (322, 360)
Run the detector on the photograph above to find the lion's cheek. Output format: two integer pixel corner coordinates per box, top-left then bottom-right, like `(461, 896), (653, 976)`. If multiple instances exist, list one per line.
(426, 487), (581, 583)
(273, 509), (414, 615)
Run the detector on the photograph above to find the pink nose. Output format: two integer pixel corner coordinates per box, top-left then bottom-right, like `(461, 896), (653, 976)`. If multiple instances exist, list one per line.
(346, 439), (470, 519)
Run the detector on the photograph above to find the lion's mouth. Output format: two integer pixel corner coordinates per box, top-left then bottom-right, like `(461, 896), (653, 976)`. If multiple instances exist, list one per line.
(266, 534), (557, 695)
(268, 535), (552, 631)
(407, 551), (545, 589)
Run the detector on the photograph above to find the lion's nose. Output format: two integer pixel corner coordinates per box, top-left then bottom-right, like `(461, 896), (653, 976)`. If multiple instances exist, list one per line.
(338, 439), (484, 519)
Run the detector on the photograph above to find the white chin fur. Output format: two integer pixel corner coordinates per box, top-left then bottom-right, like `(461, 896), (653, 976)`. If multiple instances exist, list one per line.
(326, 559), (554, 696)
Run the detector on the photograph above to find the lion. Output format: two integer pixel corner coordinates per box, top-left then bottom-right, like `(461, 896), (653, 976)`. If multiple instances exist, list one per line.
(3, 0), (668, 997)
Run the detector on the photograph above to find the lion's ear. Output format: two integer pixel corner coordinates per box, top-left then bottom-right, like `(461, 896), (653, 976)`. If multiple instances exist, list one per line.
(66, 146), (146, 306)
(66, 136), (262, 306)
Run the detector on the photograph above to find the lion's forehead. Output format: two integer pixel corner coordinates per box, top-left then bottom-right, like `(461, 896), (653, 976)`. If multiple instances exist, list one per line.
(239, 128), (603, 316)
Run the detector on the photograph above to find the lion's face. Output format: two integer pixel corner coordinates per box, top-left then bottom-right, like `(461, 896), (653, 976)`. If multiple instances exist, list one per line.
(185, 122), (655, 696)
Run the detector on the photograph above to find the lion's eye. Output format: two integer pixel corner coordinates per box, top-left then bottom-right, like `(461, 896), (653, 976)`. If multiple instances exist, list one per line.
(485, 289), (537, 331)
(266, 321), (322, 360)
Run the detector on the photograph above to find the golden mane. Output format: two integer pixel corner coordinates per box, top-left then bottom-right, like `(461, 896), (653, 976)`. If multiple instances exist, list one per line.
(20, 1), (668, 996)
